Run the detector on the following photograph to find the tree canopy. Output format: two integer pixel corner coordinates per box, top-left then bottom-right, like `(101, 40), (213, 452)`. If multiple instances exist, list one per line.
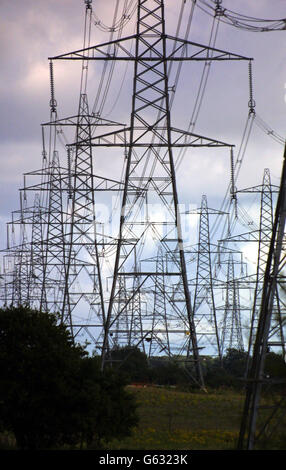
(0, 305), (138, 449)
(109, 345), (150, 382)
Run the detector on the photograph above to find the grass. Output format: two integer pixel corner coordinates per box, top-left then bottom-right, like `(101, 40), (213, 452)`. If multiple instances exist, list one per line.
(105, 385), (245, 450)
(2, 385), (286, 450)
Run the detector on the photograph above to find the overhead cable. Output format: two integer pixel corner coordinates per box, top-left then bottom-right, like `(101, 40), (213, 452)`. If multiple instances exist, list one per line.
(195, 0), (286, 32)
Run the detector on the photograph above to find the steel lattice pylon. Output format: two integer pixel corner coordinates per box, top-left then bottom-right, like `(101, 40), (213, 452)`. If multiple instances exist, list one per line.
(0, 0), (251, 390)
(39, 150), (69, 317)
(1, 190), (32, 308)
(60, 92), (106, 337)
(218, 168), (281, 360)
(220, 252), (244, 355)
(0, 0), (285, 449)
(147, 246), (170, 358)
(243, 169), (281, 372)
(100, 0), (205, 384)
(49, 0), (249, 386)
(238, 143), (286, 450)
(187, 194), (227, 359)
(27, 194), (47, 310)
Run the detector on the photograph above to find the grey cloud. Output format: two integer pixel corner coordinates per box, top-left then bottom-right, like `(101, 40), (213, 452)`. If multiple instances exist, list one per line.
(0, 0), (285, 228)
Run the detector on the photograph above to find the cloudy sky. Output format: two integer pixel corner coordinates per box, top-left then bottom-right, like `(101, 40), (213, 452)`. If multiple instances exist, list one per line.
(0, 0), (285, 253)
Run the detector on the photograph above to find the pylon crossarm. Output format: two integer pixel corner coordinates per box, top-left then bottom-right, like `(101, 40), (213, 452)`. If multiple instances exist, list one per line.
(69, 126), (233, 148)
(50, 34), (251, 63)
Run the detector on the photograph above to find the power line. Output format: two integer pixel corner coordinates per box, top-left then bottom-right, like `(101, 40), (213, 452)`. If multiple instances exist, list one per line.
(195, 0), (286, 32)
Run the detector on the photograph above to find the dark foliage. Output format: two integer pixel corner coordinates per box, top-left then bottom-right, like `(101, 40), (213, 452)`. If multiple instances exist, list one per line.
(221, 348), (249, 378)
(264, 351), (286, 379)
(0, 306), (138, 449)
(109, 345), (150, 382)
(204, 357), (236, 389)
(203, 349), (249, 389)
(149, 359), (190, 386)
(108, 346), (286, 392)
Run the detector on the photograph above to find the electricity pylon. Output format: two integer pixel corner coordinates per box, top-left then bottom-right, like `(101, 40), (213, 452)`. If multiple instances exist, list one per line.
(242, 169), (281, 367)
(148, 245), (170, 358)
(220, 252), (244, 355)
(218, 168), (280, 360)
(26, 194), (47, 310)
(39, 150), (69, 316)
(238, 143), (286, 450)
(187, 194), (227, 359)
(0, 189), (32, 308)
(50, 0), (250, 387)
(59, 92), (106, 335)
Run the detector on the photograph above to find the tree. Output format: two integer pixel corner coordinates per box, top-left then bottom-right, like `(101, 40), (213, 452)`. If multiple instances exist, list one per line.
(75, 355), (138, 449)
(0, 306), (138, 449)
(203, 357), (232, 389)
(264, 351), (286, 380)
(149, 359), (187, 386)
(109, 345), (150, 383)
(222, 348), (248, 378)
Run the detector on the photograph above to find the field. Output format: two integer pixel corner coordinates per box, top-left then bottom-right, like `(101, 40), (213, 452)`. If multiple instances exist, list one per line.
(1, 384), (285, 450)
(105, 385), (286, 451)
(106, 386), (244, 450)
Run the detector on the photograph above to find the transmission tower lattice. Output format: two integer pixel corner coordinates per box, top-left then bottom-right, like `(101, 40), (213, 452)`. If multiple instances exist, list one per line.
(48, 0), (249, 386)
(0, 0), (251, 390)
(238, 143), (286, 450)
(220, 252), (244, 355)
(187, 194), (228, 359)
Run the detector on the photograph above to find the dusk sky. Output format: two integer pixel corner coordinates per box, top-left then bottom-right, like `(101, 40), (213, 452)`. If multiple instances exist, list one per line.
(0, 0), (285, 253)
